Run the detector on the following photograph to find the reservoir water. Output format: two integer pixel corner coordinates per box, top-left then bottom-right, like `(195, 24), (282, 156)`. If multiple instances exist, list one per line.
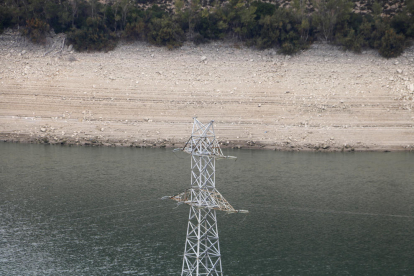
(1, 143), (414, 275)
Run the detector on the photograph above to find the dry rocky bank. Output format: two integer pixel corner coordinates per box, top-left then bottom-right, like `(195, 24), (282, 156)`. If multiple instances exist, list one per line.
(1, 31), (414, 151)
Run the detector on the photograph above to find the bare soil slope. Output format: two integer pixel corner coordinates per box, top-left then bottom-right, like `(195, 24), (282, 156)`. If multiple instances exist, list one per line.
(1, 33), (414, 151)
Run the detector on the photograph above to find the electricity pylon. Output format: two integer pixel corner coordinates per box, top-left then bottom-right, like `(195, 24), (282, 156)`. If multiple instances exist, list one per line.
(164, 118), (248, 276)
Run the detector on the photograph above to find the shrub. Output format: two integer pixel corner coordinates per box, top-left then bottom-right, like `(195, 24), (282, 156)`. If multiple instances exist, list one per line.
(279, 30), (306, 55)
(193, 33), (208, 45)
(193, 11), (224, 41)
(379, 28), (405, 58)
(0, 6), (13, 34)
(67, 17), (117, 52)
(340, 28), (363, 52)
(147, 16), (185, 49)
(252, 1), (277, 20)
(20, 18), (50, 44)
(255, 13), (283, 49)
(123, 20), (145, 40)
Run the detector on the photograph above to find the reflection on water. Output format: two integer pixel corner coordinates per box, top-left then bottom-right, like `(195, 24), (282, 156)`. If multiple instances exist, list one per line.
(1, 143), (414, 275)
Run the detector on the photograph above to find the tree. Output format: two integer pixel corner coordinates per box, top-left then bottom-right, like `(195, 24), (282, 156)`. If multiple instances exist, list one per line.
(312, 0), (352, 41)
(291, 0), (311, 42)
(90, 0), (99, 18)
(188, 0), (201, 39)
(70, 0), (79, 27)
(120, 0), (129, 30)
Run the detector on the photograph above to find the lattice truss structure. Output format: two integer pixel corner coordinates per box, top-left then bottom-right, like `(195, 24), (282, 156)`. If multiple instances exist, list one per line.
(164, 118), (247, 276)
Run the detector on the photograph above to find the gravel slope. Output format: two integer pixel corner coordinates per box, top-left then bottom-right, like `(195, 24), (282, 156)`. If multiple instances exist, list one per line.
(1, 32), (414, 151)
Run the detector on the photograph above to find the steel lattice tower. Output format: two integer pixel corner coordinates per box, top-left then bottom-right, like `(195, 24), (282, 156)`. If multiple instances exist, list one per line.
(164, 118), (248, 276)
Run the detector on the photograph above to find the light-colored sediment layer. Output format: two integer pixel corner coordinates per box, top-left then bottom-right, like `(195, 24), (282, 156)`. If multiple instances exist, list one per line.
(1, 36), (414, 151)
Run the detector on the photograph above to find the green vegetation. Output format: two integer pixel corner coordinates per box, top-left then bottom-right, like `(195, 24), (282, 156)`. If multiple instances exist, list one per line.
(0, 0), (412, 57)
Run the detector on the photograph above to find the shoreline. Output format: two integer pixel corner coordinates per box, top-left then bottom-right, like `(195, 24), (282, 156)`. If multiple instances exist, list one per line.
(1, 33), (414, 152)
(1, 135), (411, 152)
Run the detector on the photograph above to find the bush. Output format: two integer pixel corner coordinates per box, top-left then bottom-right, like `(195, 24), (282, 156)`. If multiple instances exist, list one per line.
(123, 21), (145, 40)
(279, 31), (307, 55)
(193, 33), (208, 45)
(255, 12), (284, 49)
(340, 28), (363, 52)
(252, 1), (277, 20)
(379, 28), (405, 58)
(147, 16), (185, 49)
(67, 17), (117, 52)
(20, 18), (50, 44)
(193, 11), (224, 41)
(0, 6), (13, 34)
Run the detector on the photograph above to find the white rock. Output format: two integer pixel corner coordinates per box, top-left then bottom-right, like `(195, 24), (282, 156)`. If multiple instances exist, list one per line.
(396, 69), (403, 74)
(201, 56), (207, 62)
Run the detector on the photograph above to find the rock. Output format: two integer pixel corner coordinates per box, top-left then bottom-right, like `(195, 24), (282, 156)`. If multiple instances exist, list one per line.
(247, 141), (255, 146)
(408, 83), (414, 92)
(396, 69), (403, 74)
(40, 127), (47, 132)
(68, 55), (77, 62)
(201, 56), (207, 62)
(68, 44), (73, 51)
(21, 50), (26, 55)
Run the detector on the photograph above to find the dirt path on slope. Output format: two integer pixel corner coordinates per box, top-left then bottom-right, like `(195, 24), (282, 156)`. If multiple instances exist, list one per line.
(1, 33), (414, 151)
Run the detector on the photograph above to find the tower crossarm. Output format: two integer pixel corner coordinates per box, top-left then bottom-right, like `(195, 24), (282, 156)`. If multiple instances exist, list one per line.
(164, 188), (249, 214)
